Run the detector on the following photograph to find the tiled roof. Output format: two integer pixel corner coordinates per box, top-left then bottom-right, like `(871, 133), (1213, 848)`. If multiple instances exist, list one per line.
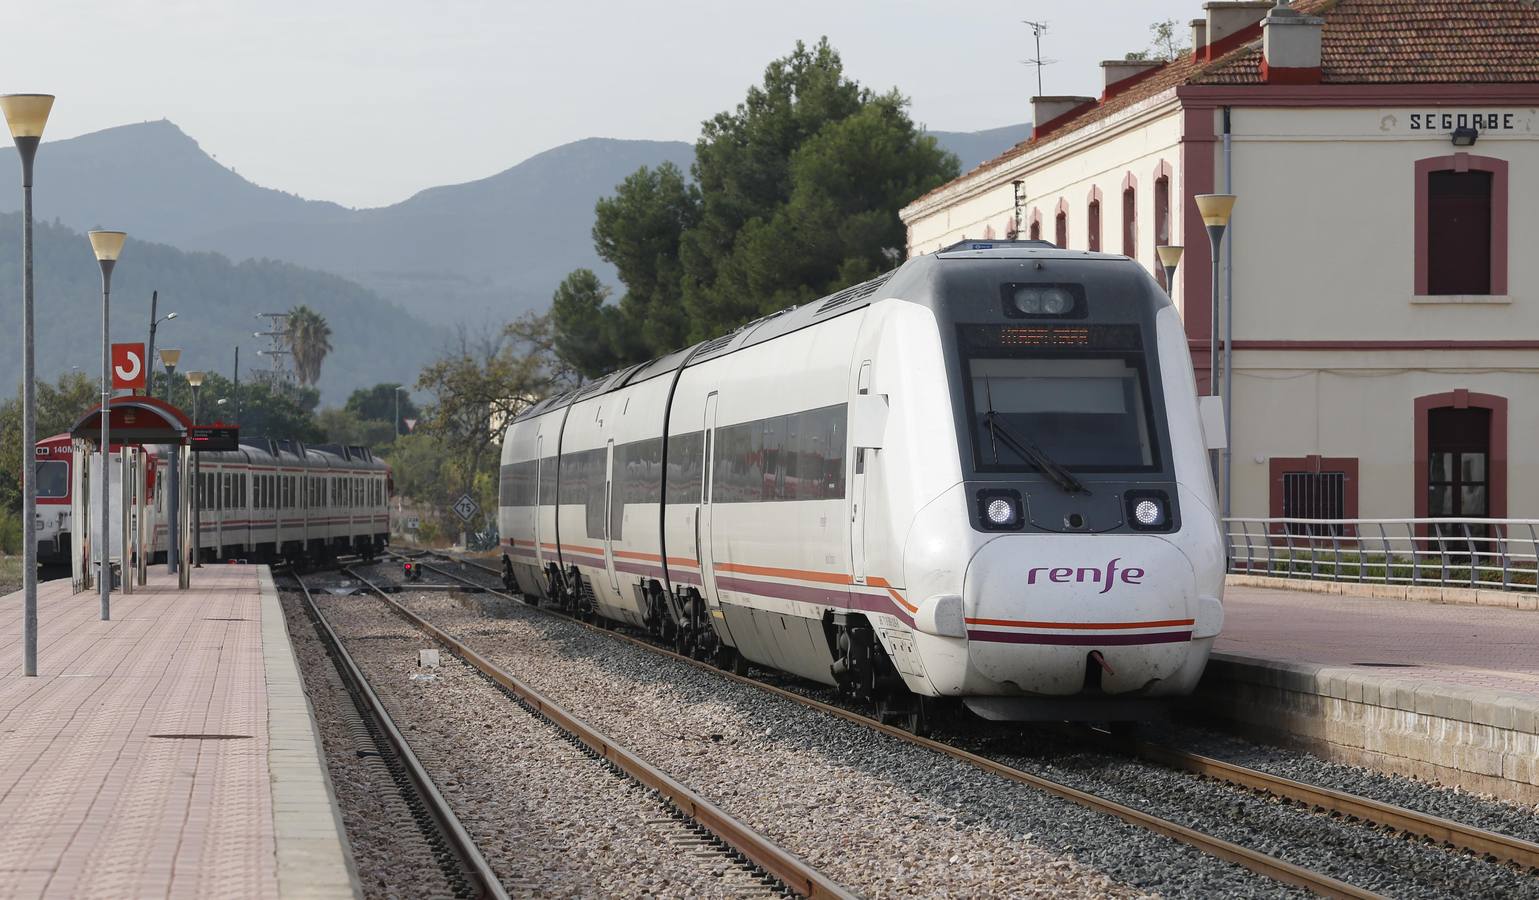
(1199, 0), (1539, 84)
(912, 0), (1539, 207)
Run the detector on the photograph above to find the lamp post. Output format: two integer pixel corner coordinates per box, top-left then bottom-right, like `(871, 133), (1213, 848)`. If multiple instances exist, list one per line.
(1156, 245), (1184, 298)
(146, 292), (176, 399)
(159, 347), (182, 408)
(186, 371), (205, 568)
(2, 93), (53, 676)
(1194, 193), (1237, 512)
(89, 230), (127, 622)
(232, 346), (240, 425)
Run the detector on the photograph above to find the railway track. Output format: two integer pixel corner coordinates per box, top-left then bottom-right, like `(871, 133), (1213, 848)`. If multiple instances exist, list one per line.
(287, 571), (510, 900)
(398, 548), (1539, 898)
(326, 561), (856, 900)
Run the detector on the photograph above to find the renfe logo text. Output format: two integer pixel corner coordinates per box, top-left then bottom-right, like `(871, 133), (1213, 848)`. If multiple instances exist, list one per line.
(1027, 557), (1145, 595)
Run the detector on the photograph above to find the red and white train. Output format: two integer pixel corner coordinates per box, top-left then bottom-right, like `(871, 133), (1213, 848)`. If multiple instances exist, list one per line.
(33, 432), (390, 567)
(498, 240), (1227, 726)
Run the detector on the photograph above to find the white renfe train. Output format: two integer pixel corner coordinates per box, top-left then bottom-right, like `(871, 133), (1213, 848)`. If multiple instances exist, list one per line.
(498, 240), (1226, 726)
(33, 432), (390, 568)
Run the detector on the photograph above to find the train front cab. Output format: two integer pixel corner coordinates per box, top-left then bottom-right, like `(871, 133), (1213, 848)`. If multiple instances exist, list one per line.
(34, 434), (75, 566)
(857, 248), (1225, 721)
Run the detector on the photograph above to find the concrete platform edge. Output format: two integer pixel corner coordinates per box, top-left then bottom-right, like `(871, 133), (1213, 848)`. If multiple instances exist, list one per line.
(259, 565), (362, 899)
(1192, 652), (1539, 804)
(1226, 573), (1539, 611)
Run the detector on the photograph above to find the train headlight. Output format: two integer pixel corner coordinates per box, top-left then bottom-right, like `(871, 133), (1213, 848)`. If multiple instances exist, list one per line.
(1010, 286), (1043, 315)
(1124, 491), (1174, 532)
(1040, 287), (1072, 315)
(976, 489), (1024, 531)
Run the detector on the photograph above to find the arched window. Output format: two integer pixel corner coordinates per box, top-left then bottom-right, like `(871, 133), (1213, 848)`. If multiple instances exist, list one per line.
(1153, 174), (1171, 286)
(1054, 199), (1068, 249)
(1121, 181), (1137, 259)
(1414, 390), (1508, 526)
(1415, 154), (1508, 296)
(1088, 196), (1102, 252)
(1028, 209), (1042, 241)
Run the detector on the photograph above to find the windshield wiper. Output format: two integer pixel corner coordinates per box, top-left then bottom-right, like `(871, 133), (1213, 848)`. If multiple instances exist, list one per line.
(982, 410), (1089, 495)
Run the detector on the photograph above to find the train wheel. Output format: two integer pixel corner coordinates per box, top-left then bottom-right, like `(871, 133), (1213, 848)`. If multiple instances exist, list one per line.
(877, 693), (934, 737)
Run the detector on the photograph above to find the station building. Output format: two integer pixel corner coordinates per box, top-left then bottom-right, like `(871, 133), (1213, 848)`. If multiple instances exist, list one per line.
(900, 0), (1539, 525)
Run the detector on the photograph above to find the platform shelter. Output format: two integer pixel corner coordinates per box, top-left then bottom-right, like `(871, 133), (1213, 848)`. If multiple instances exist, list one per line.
(68, 397), (193, 593)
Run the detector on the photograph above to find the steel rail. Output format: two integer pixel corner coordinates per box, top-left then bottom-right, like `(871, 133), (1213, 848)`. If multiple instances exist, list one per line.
(341, 563), (856, 900)
(286, 573), (510, 900)
(1119, 738), (1539, 871)
(394, 551), (1382, 899)
(418, 552), (1539, 869)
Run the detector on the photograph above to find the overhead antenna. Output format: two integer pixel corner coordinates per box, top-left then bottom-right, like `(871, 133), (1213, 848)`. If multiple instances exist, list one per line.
(1021, 20), (1055, 97)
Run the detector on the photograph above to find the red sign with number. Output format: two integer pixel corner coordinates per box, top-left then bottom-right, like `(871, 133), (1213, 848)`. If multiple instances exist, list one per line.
(111, 343), (146, 390)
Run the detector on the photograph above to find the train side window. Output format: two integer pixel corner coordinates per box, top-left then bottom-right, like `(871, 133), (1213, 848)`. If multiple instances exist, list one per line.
(761, 416), (785, 501)
(665, 431), (702, 505)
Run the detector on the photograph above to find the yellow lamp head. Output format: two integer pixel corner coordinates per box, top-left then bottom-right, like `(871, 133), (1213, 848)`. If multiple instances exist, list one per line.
(1156, 245), (1185, 268)
(88, 230), (127, 262)
(185, 371), (205, 388)
(159, 348), (182, 369)
(0, 94), (54, 139)
(1194, 194), (1237, 228)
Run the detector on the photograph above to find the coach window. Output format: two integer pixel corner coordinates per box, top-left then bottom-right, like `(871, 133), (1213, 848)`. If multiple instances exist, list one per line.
(665, 433), (703, 504)
(1416, 154), (1508, 296)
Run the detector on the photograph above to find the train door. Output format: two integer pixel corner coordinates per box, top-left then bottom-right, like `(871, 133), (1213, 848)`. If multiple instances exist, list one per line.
(698, 392), (719, 604)
(603, 439), (619, 593)
(533, 436), (545, 569)
(850, 361), (872, 585)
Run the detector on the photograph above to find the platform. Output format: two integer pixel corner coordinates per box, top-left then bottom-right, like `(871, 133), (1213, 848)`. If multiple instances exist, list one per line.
(1195, 582), (1539, 802)
(0, 566), (357, 899)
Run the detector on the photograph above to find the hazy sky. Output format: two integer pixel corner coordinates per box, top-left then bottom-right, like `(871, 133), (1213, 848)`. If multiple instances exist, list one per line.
(4, 1), (1193, 209)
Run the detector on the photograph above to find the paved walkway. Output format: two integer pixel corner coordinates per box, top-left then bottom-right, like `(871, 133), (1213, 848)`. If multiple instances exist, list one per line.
(1216, 584), (1539, 698)
(0, 566), (355, 899)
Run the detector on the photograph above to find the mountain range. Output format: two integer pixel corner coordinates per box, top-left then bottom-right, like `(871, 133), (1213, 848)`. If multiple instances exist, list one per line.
(0, 119), (1027, 399)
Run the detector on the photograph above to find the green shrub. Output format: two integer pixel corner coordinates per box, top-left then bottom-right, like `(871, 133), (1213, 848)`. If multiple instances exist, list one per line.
(0, 510), (20, 556)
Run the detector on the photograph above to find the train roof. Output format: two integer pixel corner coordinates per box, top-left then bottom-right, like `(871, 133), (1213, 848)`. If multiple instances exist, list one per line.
(509, 239), (1157, 424)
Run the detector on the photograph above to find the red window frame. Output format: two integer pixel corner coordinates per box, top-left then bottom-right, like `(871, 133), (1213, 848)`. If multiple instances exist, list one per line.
(1414, 390), (1507, 520)
(1121, 173), (1137, 260)
(1087, 186), (1103, 253)
(1414, 153), (1508, 296)
(1268, 456), (1360, 524)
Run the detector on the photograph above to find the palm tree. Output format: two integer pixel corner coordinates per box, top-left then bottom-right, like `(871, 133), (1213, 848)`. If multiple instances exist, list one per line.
(284, 305), (333, 386)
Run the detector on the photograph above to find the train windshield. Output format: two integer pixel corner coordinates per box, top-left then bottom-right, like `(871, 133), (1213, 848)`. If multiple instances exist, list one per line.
(964, 352), (1158, 474)
(35, 460), (68, 498)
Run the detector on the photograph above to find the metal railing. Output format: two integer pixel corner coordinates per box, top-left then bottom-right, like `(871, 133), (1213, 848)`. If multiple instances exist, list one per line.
(1223, 517), (1539, 593)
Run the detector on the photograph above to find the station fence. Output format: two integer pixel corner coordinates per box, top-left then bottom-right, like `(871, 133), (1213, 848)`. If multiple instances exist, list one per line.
(1222, 517), (1539, 593)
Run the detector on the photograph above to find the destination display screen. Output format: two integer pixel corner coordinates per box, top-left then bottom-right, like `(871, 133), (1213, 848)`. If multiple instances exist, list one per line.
(961, 323), (1142, 352)
(190, 426), (240, 452)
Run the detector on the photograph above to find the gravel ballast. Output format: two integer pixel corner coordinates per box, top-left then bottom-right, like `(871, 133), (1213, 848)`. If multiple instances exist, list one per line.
(342, 562), (1313, 898)
(286, 584), (787, 898)
(282, 590), (468, 899)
